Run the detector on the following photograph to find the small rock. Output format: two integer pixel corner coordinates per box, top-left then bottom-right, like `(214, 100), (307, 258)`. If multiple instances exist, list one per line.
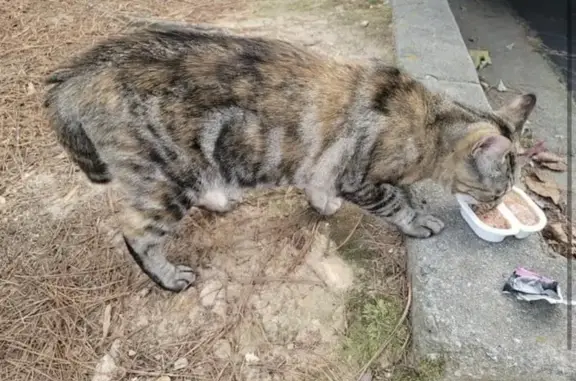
(360, 20), (369, 27)
(173, 357), (189, 370)
(213, 339), (232, 360)
(138, 287), (151, 298)
(244, 352), (260, 363)
(496, 80), (507, 92)
(359, 370), (373, 381)
(92, 353), (118, 381)
(27, 82), (36, 95)
(306, 235), (354, 291)
(127, 350), (136, 357)
(109, 339), (122, 359)
(506, 43), (515, 50)
(92, 356), (115, 380)
(212, 300), (228, 319)
(199, 280), (223, 307)
(135, 315), (149, 328)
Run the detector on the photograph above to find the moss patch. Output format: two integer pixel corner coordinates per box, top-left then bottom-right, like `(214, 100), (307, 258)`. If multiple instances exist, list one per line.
(391, 358), (446, 381)
(329, 206), (380, 261)
(342, 293), (409, 368)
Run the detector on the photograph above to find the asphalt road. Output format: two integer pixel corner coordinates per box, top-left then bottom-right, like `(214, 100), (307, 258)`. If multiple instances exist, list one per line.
(506, 0), (575, 92)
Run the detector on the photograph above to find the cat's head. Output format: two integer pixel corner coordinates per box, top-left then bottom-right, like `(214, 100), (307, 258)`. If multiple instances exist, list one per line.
(450, 93), (536, 205)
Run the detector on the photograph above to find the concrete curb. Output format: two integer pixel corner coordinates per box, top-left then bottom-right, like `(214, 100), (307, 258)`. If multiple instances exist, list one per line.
(390, 0), (576, 380)
(392, 0), (480, 85)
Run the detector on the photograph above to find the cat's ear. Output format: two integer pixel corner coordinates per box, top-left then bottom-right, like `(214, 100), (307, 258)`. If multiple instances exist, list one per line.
(494, 93), (537, 133)
(472, 135), (512, 164)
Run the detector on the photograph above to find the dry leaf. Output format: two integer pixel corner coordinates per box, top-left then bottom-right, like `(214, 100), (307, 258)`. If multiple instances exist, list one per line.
(63, 185), (80, 203)
(540, 160), (568, 172)
(520, 140), (546, 158)
(101, 304), (112, 341)
(532, 151), (566, 164)
(531, 168), (555, 183)
(545, 223), (569, 244)
(524, 175), (561, 204)
(469, 49), (492, 70)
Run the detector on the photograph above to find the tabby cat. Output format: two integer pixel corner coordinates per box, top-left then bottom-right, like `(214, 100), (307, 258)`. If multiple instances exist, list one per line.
(44, 24), (536, 292)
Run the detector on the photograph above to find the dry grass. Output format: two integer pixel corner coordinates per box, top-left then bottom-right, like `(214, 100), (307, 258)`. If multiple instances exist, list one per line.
(0, 1), (242, 379)
(0, 1), (403, 380)
(0, 179), (358, 380)
(0, 0), (244, 183)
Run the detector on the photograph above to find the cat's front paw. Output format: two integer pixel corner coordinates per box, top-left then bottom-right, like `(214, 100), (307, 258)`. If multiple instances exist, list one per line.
(306, 189), (343, 216)
(157, 264), (197, 292)
(401, 213), (445, 238)
(314, 197), (343, 216)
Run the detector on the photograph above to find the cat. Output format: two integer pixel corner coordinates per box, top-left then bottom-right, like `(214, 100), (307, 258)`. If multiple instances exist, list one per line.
(43, 24), (536, 292)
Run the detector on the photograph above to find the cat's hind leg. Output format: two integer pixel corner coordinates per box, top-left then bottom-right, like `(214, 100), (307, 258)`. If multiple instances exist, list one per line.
(120, 184), (197, 292)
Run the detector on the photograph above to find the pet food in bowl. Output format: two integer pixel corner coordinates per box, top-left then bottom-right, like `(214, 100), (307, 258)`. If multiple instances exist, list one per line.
(472, 204), (510, 229)
(503, 192), (538, 226)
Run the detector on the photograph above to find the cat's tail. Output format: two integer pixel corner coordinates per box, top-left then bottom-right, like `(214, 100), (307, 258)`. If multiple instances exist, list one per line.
(43, 70), (112, 184)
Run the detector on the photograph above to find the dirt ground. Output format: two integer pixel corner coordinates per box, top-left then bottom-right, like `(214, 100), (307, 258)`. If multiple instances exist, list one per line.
(0, 1), (412, 380)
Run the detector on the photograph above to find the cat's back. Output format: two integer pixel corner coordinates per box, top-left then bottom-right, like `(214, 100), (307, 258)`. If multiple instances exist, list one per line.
(44, 24), (345, 125)
(46, 26), (323, 91)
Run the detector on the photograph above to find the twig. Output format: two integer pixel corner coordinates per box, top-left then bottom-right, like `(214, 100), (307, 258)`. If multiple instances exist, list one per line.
(393, 332), (412, 366)
(355, 282), (412, 380)
(125, 369), (203, 378)
(336, 215), (363, 250)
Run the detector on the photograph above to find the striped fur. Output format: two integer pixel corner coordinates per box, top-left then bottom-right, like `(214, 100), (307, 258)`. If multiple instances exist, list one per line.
(44, 25), (536, 292)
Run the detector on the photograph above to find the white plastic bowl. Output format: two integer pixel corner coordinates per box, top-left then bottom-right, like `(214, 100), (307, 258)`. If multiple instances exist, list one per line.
(457, 197), (520, 242)
(456, 186), (547, 242)
(503, 187), (548, 239)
